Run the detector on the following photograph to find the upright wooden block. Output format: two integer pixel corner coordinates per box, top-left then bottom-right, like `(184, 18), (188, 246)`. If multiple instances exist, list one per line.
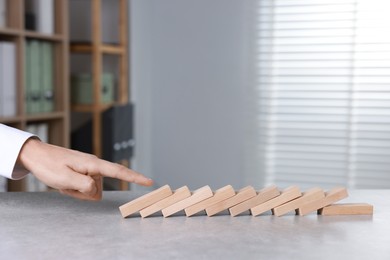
(185, 185), (235, 217)
(251, 186), (301, 217)
(318, 203), (373, 216)
(298, 187), (348, 216)
(139, 186), (191, 218)
(162, 185), (213, 217)
(229, 185), (280, 217)
(273, 187), (325, 217)
(119, 185), (173, 218)
(206, 186), (256, 217)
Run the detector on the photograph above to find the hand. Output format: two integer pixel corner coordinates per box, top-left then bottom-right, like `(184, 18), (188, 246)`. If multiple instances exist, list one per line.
(17, 138), (153, 200)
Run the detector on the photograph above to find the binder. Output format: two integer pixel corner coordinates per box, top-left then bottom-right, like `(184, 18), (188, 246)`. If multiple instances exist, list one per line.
(71, 74), (93, 104)
(24, 0), (36, 30)
(1, 42), (17, 117)
(25, 40), (33, 114)
(0, 0), (6, 28)
(33, 0), (54, 34)
(71, 73), (114, 105)
(29, 40), (42, 113)
(41, 41), (54, 112)
(102, 103), (134, 162)
(71, 120), (93, 154)
(101, 73), (114, 104)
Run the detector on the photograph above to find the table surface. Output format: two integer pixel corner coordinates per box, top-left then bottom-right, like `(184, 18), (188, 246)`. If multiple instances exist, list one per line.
(0, 190), (389, 259)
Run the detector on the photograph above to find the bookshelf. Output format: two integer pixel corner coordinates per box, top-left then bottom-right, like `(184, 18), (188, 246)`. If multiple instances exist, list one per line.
(0, 0), (69, 191)
(69, 0), (130, 190)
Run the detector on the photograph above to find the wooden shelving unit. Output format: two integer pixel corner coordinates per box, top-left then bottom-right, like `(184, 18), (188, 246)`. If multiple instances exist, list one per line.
(69, 0), (129, 190)
(0, 0), (69, 191)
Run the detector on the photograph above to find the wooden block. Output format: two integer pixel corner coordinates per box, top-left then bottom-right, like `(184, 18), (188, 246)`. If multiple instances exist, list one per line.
(162, 185), (213, 217)
(185, 185), (235, 217)
(273, 187), (325, 217)
(297, 187), (348, 216)
(140, 186), (191, 218)
(119, 185), (173, 218)
(206, 186), (256, 217)
(251, 186), (302, 217)
(318, 203), (373, 216)
(229, 185), (280, 217)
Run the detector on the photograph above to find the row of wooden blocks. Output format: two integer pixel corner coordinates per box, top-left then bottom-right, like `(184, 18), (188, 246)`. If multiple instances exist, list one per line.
(119, 185), (373, 218)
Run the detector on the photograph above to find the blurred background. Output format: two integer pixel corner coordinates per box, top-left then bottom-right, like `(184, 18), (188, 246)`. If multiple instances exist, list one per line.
(131, 0), (390, 191)
(1, 0), (389, 192)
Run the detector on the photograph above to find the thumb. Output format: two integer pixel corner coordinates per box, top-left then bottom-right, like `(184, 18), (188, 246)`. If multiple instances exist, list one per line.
(63, 168), (99, 197)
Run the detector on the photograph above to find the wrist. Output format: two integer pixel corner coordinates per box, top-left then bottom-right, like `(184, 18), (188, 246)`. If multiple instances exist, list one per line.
(17, 137), (42, 172)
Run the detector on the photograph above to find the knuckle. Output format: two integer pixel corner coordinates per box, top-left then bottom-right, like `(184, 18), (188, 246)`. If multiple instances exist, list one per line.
(85, 154), (98, 162)
(83, 178), (95, 193)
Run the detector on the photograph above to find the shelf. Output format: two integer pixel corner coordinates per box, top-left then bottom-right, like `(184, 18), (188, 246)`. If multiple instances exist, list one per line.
(24, 31), (65, 42)
(0, 0), (71, 193)
(72, 103), (114, 113)
(0, 28), (22, 36)
(70, 43), (125, 55)
(69, 0), (129, 191)
(101, 44), (125, 54)
(25, 111), (67, 121)
(0, 116), (22, 124)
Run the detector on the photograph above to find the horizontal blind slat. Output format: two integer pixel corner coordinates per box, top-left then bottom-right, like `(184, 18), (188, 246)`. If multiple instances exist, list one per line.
(257, 0), (390, 188)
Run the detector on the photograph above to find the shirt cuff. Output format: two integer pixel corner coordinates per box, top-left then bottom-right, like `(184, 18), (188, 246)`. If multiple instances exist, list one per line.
(0, 124), (36, 180)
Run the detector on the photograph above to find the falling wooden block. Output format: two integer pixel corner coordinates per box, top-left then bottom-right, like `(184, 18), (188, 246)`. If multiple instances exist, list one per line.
(185, 185), (235, 217)
(318, 203), (373, 216)
(273, 187), (325, 217)
(162, 185), (213, 217)
(251, 186), (302, 217)
(139, 186), (191, 218)
(297, 187), (348, 216)
(119, 185), (173, 218)
(229, 185), (280, 217)
(206, 186), (256, 217)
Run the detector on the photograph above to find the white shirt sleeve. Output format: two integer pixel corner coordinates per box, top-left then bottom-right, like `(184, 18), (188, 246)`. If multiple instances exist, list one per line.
(0, 124), (35, 180)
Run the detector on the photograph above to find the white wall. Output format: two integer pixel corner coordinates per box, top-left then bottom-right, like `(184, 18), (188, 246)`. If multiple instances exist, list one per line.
(130, 0), (261, 190)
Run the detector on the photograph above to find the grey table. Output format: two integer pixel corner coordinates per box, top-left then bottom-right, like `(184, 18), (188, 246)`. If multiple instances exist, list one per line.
(0, 190), (389, 260)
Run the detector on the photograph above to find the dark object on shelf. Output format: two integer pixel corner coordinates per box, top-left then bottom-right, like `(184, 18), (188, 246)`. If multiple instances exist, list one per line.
(102, 103), (134, 163)
(25, 13), (36, 30)
(71, 103), (134, 163)
(71, 120), (93, 154)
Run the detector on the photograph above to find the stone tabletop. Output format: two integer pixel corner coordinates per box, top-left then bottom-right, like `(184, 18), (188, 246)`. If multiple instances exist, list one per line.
(0, 190), (389, 259)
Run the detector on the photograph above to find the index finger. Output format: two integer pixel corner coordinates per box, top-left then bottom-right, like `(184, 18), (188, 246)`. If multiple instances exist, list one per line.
(93, 158), (154, 186)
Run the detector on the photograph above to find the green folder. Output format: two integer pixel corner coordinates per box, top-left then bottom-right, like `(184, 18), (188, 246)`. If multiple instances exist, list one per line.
(71, 74), (92, 104)
(29, 40), (42, 114)
(25, 40), (32, 114)
(41, 41), (54, 112)
(101, 73), (114, 104)
(71, 73), (114, 105)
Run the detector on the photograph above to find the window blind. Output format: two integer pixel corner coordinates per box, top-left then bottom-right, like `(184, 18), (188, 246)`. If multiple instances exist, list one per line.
(257, 0), (390, 189)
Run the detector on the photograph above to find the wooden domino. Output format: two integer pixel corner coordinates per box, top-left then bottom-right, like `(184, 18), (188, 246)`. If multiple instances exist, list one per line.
(229, 185), (280, 217)
(318, 203), (373, 216)
(119, 184), (373, 219)
(162, 185), (213, 217)
(185, 185), (235, 217)
(272, 187), (325, 217)
(119, 185), (173, 218)
(251, 186), (302, 217)
(297, 187), (348, 216)
(140, 186), (191, 218)
(206, 186), (256, 217)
